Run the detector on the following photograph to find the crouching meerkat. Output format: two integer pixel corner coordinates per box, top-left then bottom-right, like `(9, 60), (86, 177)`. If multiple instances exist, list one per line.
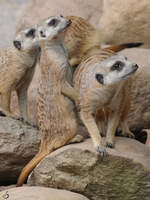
(0, 27), (40, 122)
(73, 47), (138, 155)
(17, 15), (78, 187)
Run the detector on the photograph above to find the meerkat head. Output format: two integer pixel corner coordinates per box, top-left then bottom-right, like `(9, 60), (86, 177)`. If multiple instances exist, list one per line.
(13, 26), (39, 51)
(37, 15), (71, 44)
(95, 55), (138, 85)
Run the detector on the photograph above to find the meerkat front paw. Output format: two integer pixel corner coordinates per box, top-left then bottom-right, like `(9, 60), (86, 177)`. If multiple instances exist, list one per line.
(119, 131), (135, 139)
(123, 132), (135, 139)
(96, 146), (107, 157)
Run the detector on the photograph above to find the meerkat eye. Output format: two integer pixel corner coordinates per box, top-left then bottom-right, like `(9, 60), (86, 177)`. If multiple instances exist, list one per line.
(48, 18), (58, 26)
(111, 61), (124, 71)
(26, 28), (35, 37)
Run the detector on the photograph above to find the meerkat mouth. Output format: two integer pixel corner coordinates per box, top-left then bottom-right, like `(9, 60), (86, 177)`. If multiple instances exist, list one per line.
(122, 68), (137, 79)
(61, 20), (72, 32)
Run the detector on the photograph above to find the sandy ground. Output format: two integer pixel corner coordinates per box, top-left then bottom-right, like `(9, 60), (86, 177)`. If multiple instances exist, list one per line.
(0, 0), (28, 48)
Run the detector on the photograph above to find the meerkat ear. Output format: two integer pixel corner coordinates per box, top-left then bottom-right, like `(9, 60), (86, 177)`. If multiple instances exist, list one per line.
(95, 73), (104, 84)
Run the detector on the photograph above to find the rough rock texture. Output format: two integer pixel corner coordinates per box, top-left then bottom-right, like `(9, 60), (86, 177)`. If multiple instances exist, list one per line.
(16, 0), (103, 33)
(28, 138), (150, 200)
(0, 116), (40, 185)
(98, 0), (150, 48)
(0, 186), (89, 200)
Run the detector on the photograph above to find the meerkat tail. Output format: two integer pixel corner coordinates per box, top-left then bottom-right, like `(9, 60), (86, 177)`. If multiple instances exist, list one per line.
(104, 42), (143, 52)
(16, 151), (48, 187)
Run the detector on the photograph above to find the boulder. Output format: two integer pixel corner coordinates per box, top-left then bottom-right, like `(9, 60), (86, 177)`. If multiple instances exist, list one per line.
(28, 138), (150, 200)
(0, 116), (40, 185)
(16, 0), (103, 32)
(0, 186), (89, 200)
(98, 0), (150, 48)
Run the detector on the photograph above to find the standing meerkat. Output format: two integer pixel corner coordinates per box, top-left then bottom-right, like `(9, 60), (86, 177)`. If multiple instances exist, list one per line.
(0, 27), (40, 123)
(73, 46), (138, 155)
(17, 15), (78, 187)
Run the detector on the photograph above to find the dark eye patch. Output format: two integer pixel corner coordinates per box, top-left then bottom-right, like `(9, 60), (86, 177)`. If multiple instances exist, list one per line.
(48, 18), (58, 27)
(26, 28), (35, 37)
(111, 61), (124, 71)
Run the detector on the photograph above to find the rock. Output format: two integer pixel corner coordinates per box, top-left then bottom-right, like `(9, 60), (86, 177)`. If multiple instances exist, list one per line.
(28, 138), (150, 200)
(0, 186), (89, 200)
(16, 0), (103, 33)
(98, 0), (150, 48)
(0, 116), (40, 185)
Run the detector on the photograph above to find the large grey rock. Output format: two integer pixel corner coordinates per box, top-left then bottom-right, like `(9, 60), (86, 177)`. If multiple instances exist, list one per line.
(0, 186), (89, 200)
(0, 117), (40, 185)
(98, 0), (150, 48)
(28, 138), (150, 200)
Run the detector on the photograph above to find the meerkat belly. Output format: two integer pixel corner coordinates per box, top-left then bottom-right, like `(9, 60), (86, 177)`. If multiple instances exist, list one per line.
(38, 83), (76, 137)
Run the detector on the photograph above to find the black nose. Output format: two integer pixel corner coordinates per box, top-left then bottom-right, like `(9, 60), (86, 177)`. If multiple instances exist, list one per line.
(13, 40), (21, 50)
(133, 63), (138, 70)
(66, 19), (72, 27)
(40, 30), (46, 38)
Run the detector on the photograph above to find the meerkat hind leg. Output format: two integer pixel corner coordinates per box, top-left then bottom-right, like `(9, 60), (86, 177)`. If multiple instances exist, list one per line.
(0, 92), (21, 119)
(80, 110), (106, 156)
(106, 112), (120, 148)
(17, 86), (38, 128)
(120, 120), (135, 138)
(68, 134), (84, 144)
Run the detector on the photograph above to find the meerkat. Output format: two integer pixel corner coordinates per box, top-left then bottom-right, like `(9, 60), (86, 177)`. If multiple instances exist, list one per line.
(64, 16), (143, 67)
(73, 46), (138, 155)
(0, 27), (40, 123)
(16, 15), (78, 187)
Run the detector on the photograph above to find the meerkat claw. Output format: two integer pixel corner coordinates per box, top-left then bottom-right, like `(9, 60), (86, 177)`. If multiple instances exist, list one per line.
(96, 146), (107, 157)
(106, 142), (114, 149)
(125, 133), (135, 139)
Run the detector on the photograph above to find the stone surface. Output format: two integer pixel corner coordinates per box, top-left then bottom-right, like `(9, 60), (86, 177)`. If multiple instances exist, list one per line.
(28, 138), (150, 200)
(98, 0), (150, 48)
(0, 116), (40, 185)
(16, 0), (103, 33)
(0, 186), (89, 200)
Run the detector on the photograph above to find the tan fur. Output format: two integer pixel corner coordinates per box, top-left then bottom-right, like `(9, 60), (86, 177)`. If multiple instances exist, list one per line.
(64, 16), (101, 66)
(73, 46), (136, 153)
(17, 16), (78, 187)
(0, 38), (39, 121)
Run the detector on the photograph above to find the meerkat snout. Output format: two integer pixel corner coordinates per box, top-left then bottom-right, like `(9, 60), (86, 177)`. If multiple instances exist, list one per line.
(40, 30), (46, 38)
(38, 15), (72, 41)
(132, 63), (138, 71)
(13, 40), (21, 50)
